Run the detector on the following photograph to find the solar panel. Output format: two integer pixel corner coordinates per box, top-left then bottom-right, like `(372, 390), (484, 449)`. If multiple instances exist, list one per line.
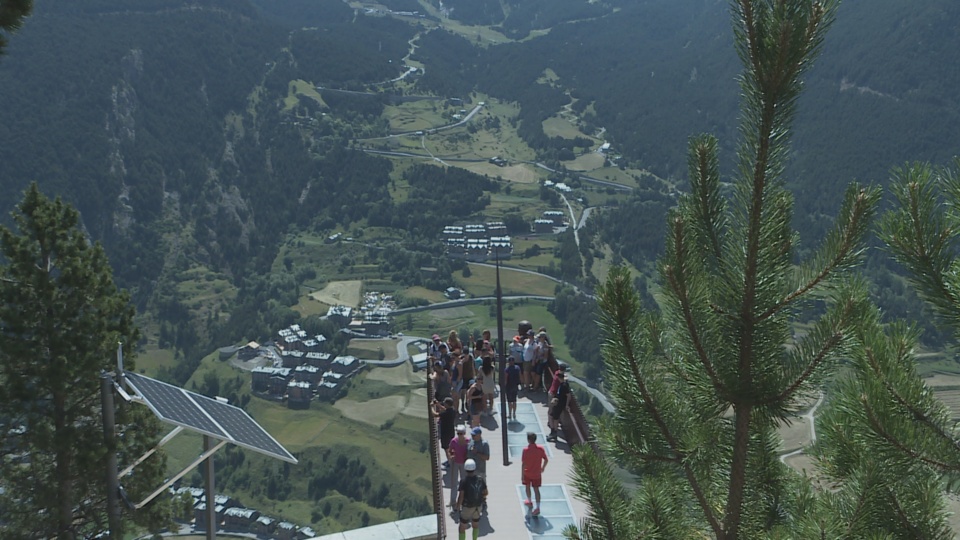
(124, 372), (297, 463)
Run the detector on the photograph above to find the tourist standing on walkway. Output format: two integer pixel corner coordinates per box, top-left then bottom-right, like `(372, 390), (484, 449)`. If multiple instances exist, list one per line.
(467, 377), (484, 427)
(433, 363), (452, 403)
(455, 459), (487, 540)
(521, 432), (549, 516)
(522, 329), (537, 390)
(448, 329), (463, 354)
(448, 425), (469, 506)
(547, 363), (567, 402)
(434, 397), (456, 468)
(532, 331), (551, 392)
(548, 372), (571, 442)
(480, 361), (496, 415)
(504, 356), (521, 420)
(460, 353), (477, 414)
(467, 427), (490, 478)
(429, 334), (443, 358)
(449, 347), (463, 414)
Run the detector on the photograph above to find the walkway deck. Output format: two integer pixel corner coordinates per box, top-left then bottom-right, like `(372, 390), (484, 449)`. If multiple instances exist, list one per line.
(440, 392), (587, 539)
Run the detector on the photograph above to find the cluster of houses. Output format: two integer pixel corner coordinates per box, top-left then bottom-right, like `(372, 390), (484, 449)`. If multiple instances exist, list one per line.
(343, 292), (397, 337)
(542, 179), (574, 193)
(243, 324), (363, 406)
(533, 210), (568, 233)
(175, 486), (315, 540)
(442, 222), (514, 261)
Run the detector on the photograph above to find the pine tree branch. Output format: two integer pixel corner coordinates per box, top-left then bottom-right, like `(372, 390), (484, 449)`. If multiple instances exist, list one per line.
(665, 253), (728, 400)
(886, 486), (923, 539)
(863, 398), (960, 472)
(863, 347), (960, 454)
(606, 274), (724, 537)
(758, 189), (871, 322)
(757, 330), (843, 406)
(844, 481), (873, 538)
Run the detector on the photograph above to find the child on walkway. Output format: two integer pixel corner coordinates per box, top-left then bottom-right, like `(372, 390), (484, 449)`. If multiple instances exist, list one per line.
(521, 432), (549, 516)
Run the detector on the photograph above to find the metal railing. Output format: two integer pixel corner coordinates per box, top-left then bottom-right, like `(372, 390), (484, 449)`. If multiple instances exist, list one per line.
(426, 374), (446, 539)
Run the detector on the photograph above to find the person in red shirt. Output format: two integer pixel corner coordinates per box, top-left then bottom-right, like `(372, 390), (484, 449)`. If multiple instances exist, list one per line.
(520, 432), (549, 516)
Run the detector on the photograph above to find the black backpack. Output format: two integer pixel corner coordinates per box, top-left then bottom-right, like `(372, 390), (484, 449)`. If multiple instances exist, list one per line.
(462, 475), (486, 507)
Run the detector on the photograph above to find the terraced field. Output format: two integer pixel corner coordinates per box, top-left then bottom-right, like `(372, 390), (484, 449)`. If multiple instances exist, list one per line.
(923, 372), (960, 419)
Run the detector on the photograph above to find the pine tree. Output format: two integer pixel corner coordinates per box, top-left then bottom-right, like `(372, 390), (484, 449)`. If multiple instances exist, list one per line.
(0, 185), (170, 539)
(570, 1), (960, 538)
(0, 0), (32, 55)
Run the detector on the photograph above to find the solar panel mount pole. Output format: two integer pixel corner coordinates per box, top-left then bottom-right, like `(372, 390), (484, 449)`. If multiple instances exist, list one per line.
(101, 371), (122, 540)
(204, 435), (217, 540)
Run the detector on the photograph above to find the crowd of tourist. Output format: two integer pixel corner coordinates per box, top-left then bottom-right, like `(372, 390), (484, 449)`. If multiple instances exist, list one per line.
(428, 320), (573, 538)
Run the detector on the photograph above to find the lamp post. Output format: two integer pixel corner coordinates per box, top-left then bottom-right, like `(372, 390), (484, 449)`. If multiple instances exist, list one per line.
(495, 252), (509, 465)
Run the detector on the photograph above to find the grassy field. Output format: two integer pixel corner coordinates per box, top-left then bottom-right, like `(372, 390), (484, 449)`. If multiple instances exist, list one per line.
(564, 152), (606, 172)
(383, 99), (448, 133)
(455, 263), (559, 297)
(309, 280), (363, 308)
(134, 347), (178, 378)
(348, 338), (400, 361)
(284, 79), (327, 111)
(542, 116), (587, 140)
(396, 285), (448, 304)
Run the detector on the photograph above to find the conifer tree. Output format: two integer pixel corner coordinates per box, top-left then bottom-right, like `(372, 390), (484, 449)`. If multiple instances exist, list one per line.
(570, 1), (960, 538)
(0, 184), (170, 539)
(0, 0), (32, 55)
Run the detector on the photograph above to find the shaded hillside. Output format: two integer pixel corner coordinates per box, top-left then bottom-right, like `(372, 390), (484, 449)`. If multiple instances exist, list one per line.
(414, 0), (960, 241)
(0, 0), (415, 293)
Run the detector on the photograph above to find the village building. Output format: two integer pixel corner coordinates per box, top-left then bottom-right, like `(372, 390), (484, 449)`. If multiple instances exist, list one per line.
(223, 507), (259, 530)
(254, 515), (277, 536)
(294, 364), (322, 385)
(237, 341), (261, 361)
(442, 220), (515, 261)
(316, 380), (340, 401)
(280, 349), (305, 368)
(276, 521), (299, 540)
(490, 236), (513, 259)
(287, 380), (313, 408)
(543, 210), (566, 226)
(326, 305), (353, 327)
(305, 351), (331, 368)
(444, 287), (462, 299)
(331, 356), (359, 374)
(252, 367), (292, 393)
(534, 218), (556, 233)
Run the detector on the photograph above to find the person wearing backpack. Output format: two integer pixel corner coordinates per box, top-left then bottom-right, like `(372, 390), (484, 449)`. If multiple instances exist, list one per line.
(455, 459), (488, 540)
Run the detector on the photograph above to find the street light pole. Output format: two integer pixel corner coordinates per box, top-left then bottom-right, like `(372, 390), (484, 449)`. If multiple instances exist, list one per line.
(495, 252), (509, 466)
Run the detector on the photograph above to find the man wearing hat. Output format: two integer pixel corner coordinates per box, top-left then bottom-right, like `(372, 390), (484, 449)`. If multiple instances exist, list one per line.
(429, 333), (443, 358)
(467, 427), (490, 478)
(504, 356), (521, 420)
(455, 458), (487, 540)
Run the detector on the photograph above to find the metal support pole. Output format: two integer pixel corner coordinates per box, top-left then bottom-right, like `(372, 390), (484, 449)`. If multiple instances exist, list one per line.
(204, 436), (217, 540)
(101, 372), (122, 540)
(495, 253), (509, 466)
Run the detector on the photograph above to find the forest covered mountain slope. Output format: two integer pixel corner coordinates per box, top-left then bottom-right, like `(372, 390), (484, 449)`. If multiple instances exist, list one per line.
(2, 0), (958, 282)
(416, 0), (960, 244)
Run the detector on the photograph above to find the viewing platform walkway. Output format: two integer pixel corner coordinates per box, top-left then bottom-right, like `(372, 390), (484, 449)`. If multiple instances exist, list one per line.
(436, 391), (588, 539)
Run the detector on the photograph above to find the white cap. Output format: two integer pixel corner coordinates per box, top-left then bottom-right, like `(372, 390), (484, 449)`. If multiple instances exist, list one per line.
(465, 459), (477, 472)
